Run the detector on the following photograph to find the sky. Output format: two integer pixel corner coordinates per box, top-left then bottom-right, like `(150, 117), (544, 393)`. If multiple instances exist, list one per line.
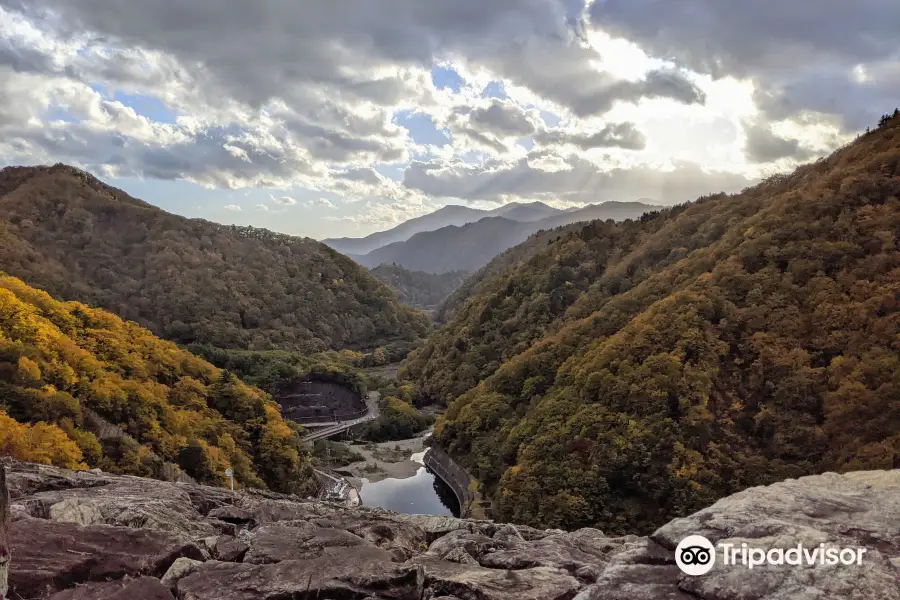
(0, 1), (897, 240)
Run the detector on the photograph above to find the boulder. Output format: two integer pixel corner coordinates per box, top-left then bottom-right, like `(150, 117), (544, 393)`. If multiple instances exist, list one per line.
(242, 522), (379, 564)
(207, 505), (255, 525)
(573, 564), (691, 600)
(206, 518), (238, 536)
(442, 547), (479, 565)
(309, 514), (429, 560)
(2, 459), (115, 499)
(478, 534), (611, 583)
(389, 513), (498, 542)
(680, 554), (900, 600)
(195, 536), (218, 558)
(160, 557), (203, 588)
(4, 458), (900, 600)
(46, 577), (175, 600)
(175, 549), (424, 600)
(8, 517), (204, 599)
(426, 530), (503, 562)
(414, 556), (581, 600)
(36, 478), (218, 539)
(654, 470), (900, 552)
(234, 495), (323, 524)
(492, 523), (526, 544)
(213, 536), (250, 562)
(182, 485), (238, 516)
(601, 538), (671, 566)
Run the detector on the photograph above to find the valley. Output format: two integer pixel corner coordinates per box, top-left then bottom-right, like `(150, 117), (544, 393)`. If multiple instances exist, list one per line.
(0, 121), (897, 600)
(369, 264), (470, 312)
(2, 3), (899, 598)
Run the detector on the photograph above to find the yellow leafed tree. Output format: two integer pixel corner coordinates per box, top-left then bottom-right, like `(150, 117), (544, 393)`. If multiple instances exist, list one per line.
(0, 411), (86, 470)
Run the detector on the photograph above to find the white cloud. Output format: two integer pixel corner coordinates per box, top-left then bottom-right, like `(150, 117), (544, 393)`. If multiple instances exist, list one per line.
(325, 199), (433, 230)
(405, 152), (755, 205)
(299, 197), (338, 210)
(224, 203), (242, 211)
(255, 203), (269, 211)
(270, 194), (298, 206)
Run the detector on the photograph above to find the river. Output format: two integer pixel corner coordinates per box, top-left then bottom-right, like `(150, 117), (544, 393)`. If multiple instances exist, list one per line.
(357, 450), (460, 517)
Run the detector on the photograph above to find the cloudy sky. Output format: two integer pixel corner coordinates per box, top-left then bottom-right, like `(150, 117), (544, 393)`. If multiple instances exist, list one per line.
(1, 0), (896, 239)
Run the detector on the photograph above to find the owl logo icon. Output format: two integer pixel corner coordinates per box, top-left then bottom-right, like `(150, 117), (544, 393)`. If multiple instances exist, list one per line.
(676, 535), (716, 575)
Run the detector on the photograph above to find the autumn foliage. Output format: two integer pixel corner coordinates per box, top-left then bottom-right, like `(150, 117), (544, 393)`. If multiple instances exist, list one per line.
(0, 411), (86, 470)
(406, 114), (900, 533)
(0, 274), (316, 494)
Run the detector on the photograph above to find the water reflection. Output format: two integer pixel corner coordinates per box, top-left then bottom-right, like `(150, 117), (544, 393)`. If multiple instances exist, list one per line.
(358, 450), (460, 516)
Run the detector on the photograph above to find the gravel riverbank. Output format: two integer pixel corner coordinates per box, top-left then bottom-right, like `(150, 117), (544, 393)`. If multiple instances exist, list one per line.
(338, 429), (432, 483)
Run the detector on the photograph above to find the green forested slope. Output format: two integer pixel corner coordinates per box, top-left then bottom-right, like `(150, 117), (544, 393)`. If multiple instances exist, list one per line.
(0, 164), (428, 352)
(403, 116), (900, 534)
(434, 221), (594, 323)
(370, 264), (470, 309)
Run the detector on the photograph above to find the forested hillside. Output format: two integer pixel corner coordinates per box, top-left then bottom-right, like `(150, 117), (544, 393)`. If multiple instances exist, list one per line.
(370, 264), (470, 310)
(435, 221), (603, 323)
(0, 164), (429, 352)
(403, 115), (900, 534)
(0, 274), (317, 494)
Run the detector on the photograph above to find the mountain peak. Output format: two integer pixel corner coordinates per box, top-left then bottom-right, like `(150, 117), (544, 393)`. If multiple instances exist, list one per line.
(352, 202), (658, 273)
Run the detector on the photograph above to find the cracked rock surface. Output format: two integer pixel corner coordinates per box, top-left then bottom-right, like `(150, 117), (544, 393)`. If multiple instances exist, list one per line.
(3, 459), (899, 599)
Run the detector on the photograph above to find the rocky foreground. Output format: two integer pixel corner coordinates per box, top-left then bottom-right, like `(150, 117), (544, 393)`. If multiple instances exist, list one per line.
(2, 458), (899, 600)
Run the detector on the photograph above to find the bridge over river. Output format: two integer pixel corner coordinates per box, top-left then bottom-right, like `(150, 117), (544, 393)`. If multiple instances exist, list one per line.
(281, 381), (486, 519)
(298, 391), (380, 442)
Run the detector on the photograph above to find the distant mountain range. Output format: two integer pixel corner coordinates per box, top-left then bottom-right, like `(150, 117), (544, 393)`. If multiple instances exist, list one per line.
(347, 201), (663, 274)
(323, 201), (564, 255)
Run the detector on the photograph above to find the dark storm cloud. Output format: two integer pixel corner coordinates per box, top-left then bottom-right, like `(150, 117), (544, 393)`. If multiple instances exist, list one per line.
(753, 64), (900, 132)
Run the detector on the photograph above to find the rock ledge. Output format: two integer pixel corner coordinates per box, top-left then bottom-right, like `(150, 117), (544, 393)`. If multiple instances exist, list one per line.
(2, 460), (898, 600)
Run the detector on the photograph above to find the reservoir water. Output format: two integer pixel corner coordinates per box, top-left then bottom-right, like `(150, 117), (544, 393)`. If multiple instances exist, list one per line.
(358, 450), (460, 517)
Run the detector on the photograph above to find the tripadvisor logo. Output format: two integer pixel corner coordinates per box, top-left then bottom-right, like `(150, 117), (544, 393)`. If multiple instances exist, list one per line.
(676, 535), (716, 575)
(675, 535), (868, 576)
